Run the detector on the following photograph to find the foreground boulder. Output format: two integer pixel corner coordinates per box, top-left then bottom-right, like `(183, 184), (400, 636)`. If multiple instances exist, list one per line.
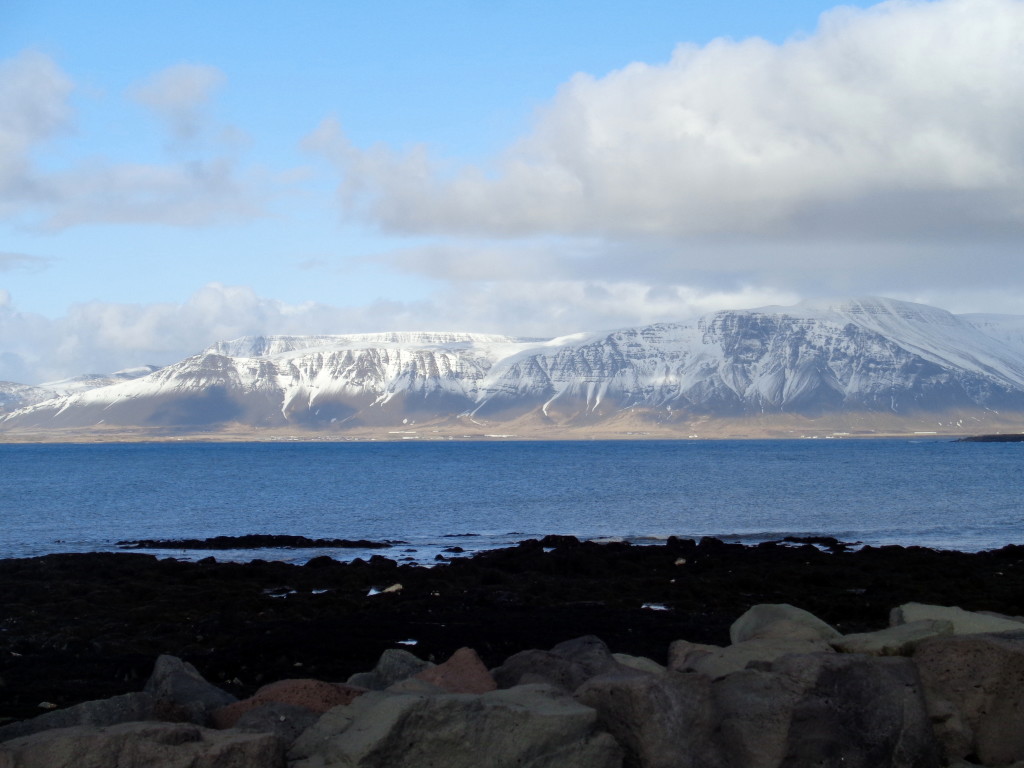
(730, 603), (842, 644)
(493, 635), (639, 692)
(830, 620), (954, 656)
(413, 647), (496, 694)
(576, 670), (719, 768)
(912, 631), (1024, 766)
(0, 692), (157, 744)
(144, 654), (237, 725)
(346, 648), (434, 690)
(668, 637), (834, 679)
(211, 679), (366, 729)
(288, 684), (623, 768)
(580, 652), (937, 768)
(891, 603), (1024, 635)
(729, 652), (936, 768)
(0, 721), (284, 768)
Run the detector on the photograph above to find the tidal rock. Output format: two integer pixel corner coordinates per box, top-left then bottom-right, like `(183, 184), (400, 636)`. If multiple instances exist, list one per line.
(211, 679), (365, 729)
(0, 692), (157, 744)
(144, 655), (237, 726)
(288, 685), (622, 768)
(831, 620), (954, 656)
(891, 603), (1024, 635)
(346, 648), (434, 690)
(0, 721), (284, 768)
(912, 631), (1024, 766)
(413, 647), (496, 694)
(730, 603), (841, 644)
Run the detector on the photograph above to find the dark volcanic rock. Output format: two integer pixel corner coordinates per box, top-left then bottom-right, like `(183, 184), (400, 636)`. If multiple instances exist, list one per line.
(1, 539), (1024, 724)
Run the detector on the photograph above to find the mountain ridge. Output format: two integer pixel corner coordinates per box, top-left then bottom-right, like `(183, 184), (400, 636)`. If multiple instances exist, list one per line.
(4, 297), (1024, 439)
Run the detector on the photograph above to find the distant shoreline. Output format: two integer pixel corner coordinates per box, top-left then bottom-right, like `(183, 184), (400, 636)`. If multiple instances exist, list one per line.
(2, 427), (1019, 444)
(3, 405), (1024, 444)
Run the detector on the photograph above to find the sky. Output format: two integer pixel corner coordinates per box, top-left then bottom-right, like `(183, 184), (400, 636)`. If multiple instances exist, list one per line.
(2, 0), (1023, 384)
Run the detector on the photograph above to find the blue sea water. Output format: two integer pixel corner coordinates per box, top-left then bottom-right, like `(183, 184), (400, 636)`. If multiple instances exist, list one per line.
(0, 439), (1021, 564)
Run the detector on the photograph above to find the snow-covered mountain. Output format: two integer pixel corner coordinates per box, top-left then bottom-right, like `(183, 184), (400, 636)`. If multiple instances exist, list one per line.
(4, 298), (1024, 433)
(0, 382), (56, 413)
(0, 366), (161, 414)
(37, 366), (163, 397)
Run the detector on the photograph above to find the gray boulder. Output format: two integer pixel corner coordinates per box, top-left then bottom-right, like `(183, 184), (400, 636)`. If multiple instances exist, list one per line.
(493, 635), (639, 692)
(612, 653), (666, 675)
(669, 637), (834, 679)
(0, 721), (284, 768)
(891, 603), (1024, 635)
(730, 603), (841, 644)
(492, 649), (592, 691)
(714, 652), (937, 768)
(576, 671), (720, 768)
(912, 630), (1024, 766)
(346, 648), (434, 690)
(550, 635), (627, 677)
(831, 620), (954, 656)
(232, 702), (321, 746)
(0, 692), (157, 744)
(144, 655), (237, 726)
(288, 684), (622, 768)
(581, 651), (936, 768)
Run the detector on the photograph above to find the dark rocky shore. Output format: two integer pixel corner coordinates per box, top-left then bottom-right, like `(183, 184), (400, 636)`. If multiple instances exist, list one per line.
(2, 536), (1023, 728)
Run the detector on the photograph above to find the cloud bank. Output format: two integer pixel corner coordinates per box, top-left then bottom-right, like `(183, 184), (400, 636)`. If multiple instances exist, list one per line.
(311, 0), (1024, 251)
(0, 280), (806, 384)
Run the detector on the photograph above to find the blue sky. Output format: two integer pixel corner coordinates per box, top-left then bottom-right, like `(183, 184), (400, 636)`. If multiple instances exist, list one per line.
(2, 0), (1023, 382)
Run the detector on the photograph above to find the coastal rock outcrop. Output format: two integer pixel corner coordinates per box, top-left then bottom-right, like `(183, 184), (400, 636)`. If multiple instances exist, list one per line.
(7, 591), (1024, 766)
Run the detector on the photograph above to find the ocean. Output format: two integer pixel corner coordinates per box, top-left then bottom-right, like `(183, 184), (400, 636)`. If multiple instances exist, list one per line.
(1, 439), (1021, 564)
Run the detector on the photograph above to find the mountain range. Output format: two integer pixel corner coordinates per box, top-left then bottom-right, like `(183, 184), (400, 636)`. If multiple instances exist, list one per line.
(3, 297), (1024, 439)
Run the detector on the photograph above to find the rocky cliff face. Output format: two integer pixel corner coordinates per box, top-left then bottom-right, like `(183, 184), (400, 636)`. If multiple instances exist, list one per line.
(4, 298), (1024, 431)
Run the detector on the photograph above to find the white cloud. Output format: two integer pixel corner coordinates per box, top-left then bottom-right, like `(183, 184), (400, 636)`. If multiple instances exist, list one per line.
(5, 275), (1024, 386)
(0, 52), (266, 230)
(131, 63), (226, 142)
(311, 0), (1024, 247)
(0, 281), (798, 383)
(0, 51), (74, 216)
(0, 284), (309, 382)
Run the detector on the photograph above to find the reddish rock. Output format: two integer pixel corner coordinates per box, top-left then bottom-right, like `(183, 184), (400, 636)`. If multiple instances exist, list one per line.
(211, 679), (366, 729)
(414, 647), (497, 694)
